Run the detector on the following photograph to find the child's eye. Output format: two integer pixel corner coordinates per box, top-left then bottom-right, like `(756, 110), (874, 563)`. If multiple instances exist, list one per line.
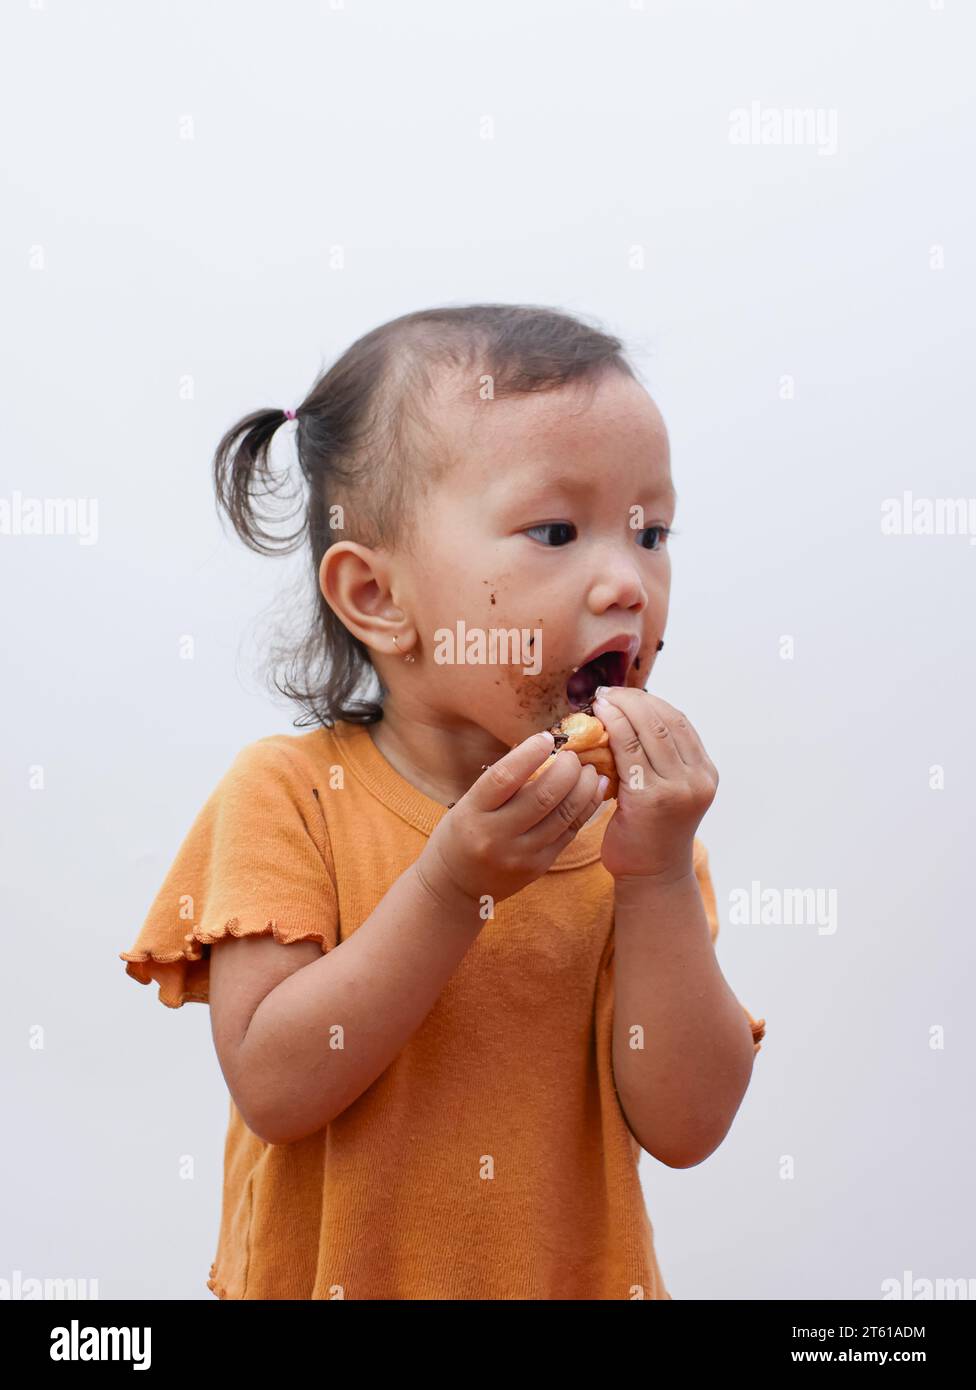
(524, 522), (577, 546)
(638, 525), (672, 551)
(523, 523), (674, 550)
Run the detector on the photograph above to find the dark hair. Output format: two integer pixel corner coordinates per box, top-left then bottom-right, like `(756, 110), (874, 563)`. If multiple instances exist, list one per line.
(212, 303), (640, 728)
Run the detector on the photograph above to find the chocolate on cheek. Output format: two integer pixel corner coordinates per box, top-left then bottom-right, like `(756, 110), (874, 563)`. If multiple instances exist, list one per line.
(477, 610), (567, 720)
(628, 642), (662, 689)
(495, 621), (560, 717)
(505, 664), (570, 719)
(474, 579), (545, 715)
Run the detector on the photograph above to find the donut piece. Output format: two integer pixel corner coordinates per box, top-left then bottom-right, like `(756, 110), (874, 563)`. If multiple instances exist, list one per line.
(524, 702), (618, 800)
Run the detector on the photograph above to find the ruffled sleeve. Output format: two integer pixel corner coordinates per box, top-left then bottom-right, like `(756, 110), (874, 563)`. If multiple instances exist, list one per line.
(693, 839), (766, 1055)
(120, 737), (339, 1009)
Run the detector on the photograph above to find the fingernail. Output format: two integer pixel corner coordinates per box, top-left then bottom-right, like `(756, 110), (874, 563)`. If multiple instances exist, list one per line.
(539, 730), (554, 744)
(594, 686), (608, 698)
(593, 697), (610, 714)
(596, 774), (610, 797)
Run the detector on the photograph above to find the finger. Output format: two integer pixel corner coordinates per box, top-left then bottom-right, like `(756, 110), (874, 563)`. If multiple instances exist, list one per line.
(522, 759), (602, 851)
(546, 775), (608, 854)
(637, 692), (709, 766)
(504, 747), (590, 834)
(469, 730), (555, 812)
(594, 688), (687, 777)
(590, 695), (656, 788)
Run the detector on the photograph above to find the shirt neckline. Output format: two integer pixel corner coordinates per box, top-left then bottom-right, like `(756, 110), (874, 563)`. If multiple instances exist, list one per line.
(324, 720), (610, 870)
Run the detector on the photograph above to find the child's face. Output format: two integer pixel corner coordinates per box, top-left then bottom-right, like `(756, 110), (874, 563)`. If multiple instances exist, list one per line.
(393, 368), (675, 750)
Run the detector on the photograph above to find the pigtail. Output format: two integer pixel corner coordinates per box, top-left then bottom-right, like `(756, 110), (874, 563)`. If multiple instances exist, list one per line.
(212, 407), (306, 556)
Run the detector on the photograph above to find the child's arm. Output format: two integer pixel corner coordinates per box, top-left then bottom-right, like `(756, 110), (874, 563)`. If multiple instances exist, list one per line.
(611, 871), (756, 1168)
(210, 854), (482, 1145)
(589, 686), (763, 1167)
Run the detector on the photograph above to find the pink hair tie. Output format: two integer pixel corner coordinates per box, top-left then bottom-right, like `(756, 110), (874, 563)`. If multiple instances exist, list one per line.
(283, 408), (296, 420)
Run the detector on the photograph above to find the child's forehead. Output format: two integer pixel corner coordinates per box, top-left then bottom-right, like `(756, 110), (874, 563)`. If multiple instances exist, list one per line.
(427, 370), (670, 494)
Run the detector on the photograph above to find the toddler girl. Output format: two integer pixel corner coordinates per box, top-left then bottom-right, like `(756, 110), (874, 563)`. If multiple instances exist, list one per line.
(120, 303), (765, 1300)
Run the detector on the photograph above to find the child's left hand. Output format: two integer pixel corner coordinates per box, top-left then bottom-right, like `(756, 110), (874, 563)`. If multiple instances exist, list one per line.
(591, 688), (718, 884)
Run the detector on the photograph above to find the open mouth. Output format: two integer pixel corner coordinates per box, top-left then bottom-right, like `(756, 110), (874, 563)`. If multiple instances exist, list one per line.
(566, 649), (632, 711)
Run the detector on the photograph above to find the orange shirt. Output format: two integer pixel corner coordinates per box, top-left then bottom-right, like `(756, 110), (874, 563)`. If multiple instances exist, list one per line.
(120, 721), (765, 1300)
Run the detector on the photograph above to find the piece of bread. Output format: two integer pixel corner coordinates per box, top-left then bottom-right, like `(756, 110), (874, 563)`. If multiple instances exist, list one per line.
(525, 703), (618, 800)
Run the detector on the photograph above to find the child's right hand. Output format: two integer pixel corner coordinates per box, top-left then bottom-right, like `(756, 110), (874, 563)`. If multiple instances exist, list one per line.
(418, 732), (607, 907)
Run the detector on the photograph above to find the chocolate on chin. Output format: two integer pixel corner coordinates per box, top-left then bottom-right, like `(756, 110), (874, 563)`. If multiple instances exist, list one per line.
(523, 699), (618, 801)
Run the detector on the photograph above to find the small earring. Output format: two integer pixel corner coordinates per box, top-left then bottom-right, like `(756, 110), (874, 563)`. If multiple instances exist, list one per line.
(393, 634), (416, 664)
(656, 639), (664, 652)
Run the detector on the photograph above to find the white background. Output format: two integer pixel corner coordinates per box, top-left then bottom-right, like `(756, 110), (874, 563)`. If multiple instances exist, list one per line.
(2, 0), (973, 1299)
